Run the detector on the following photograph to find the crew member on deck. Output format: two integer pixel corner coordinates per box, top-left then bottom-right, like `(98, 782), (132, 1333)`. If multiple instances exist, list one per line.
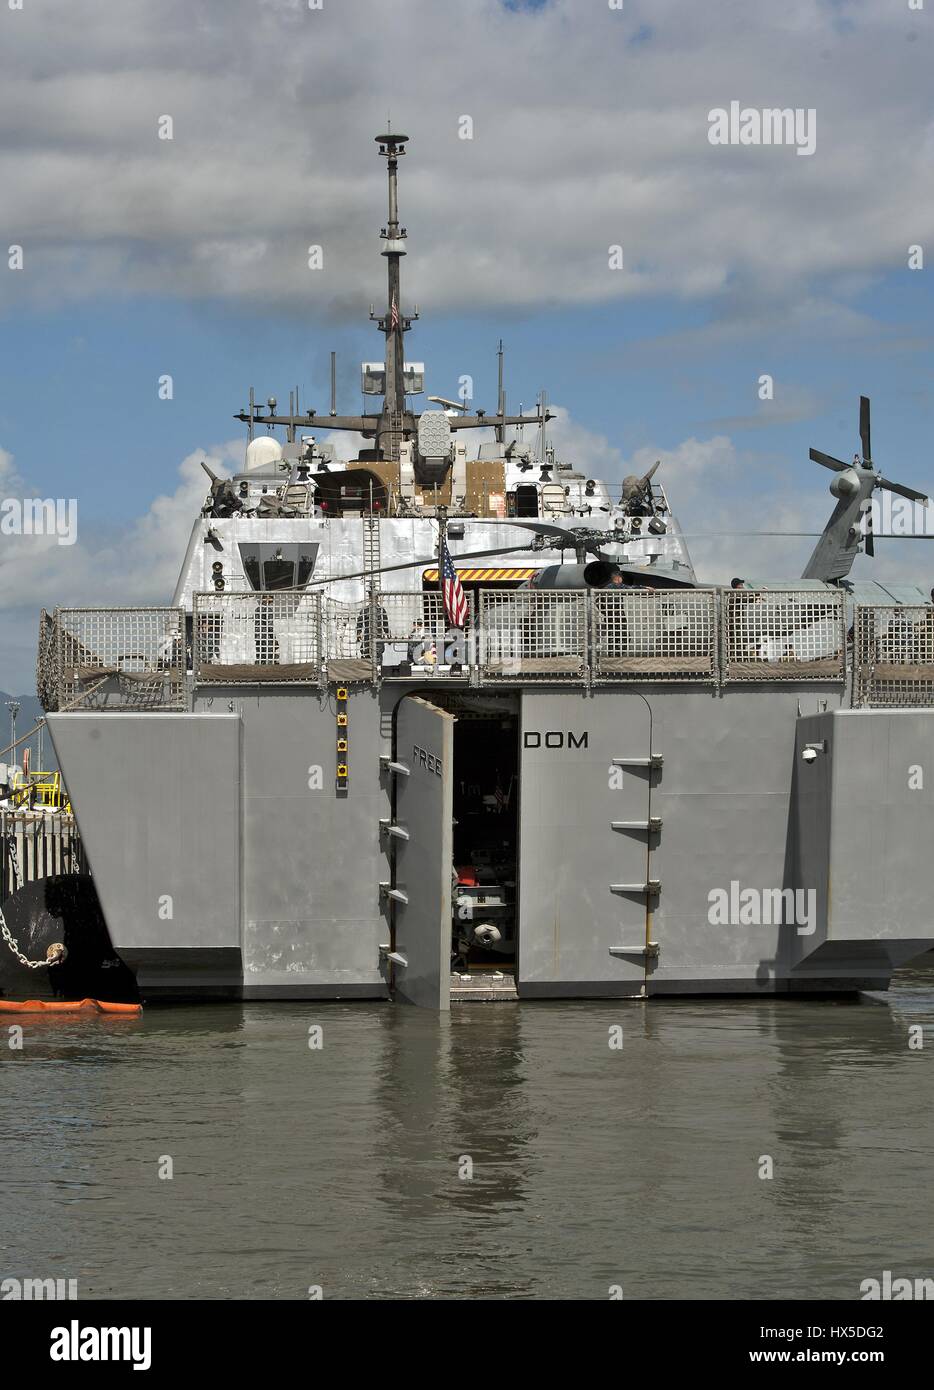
(356, 601), (390, 661)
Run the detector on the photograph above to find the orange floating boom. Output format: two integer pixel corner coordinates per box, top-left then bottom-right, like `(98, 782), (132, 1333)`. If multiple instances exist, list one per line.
(0, 998), (141, 1015)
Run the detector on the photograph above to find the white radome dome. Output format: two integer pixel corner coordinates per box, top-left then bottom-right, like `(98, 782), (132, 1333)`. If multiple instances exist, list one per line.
(244, 436), (284, 473)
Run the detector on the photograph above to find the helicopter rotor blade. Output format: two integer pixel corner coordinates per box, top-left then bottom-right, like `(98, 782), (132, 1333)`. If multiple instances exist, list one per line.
(455, 517), (611, 556)
(860, 395), (871, 467)
(305, 543), (539, 588)
(676, 531), (823, 538)
(809, 448), (849, 472)
(878, 477), (930, 504)
(678, 530), (934, 539)
(461, 518), (585, 542)
(864, 503), (874, 558)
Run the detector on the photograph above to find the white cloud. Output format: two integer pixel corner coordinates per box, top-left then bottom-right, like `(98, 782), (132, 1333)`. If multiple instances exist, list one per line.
(0, 443), (239, 617)
(627, 434), (739, 505)
(532, 405), (624, 480)
(320, 429), (367, 463)
(0, 0), (931, 319)
(704, 383), (825, 432)
(0, 447), (22, 494)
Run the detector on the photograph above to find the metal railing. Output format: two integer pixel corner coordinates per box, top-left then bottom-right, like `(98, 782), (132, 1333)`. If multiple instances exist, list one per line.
(193, 590), (478, 684)
(43, 608), (186, 711)
(319, 591), (476, 683)
(193, 591), (321, 682)
(36, 609), (58, 711)
(7, 770), (70, 812)
(37, 591), (934, 704)
(853, 605), (934, 707)
(362, 591), (475, 679)
(722, 590), (846, 683)
(478, 591), (588, 680)
(592, 590), (717, 682)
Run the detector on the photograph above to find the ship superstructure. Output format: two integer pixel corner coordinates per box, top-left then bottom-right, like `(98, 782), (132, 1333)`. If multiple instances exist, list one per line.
(177, 128), (696, 617)
(27, 132), (934, 1007)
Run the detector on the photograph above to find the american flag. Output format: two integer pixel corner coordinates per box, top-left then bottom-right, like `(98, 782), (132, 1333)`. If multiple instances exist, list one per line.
(440, 535), (468, 627)
(390, 295), (399, 331)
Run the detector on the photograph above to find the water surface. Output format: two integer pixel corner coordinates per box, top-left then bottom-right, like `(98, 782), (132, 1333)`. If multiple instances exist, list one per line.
(3, 970), (934, 1299)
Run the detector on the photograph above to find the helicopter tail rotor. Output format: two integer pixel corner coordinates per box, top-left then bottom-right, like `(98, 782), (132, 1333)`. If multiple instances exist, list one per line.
(803, 395), (929, 581)
(809, 448), (849, 472)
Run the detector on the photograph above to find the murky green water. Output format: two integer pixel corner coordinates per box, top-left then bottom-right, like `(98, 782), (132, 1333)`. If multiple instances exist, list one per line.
(2, 970), (934, 1300)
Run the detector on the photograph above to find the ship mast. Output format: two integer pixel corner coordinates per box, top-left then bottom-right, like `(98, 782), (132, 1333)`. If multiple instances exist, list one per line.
(233, 131), (552, 450)
(372, 128), (416, 461)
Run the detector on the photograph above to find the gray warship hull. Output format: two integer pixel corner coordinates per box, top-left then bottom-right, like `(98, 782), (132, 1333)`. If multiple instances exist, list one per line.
(45, 642), (934, 1004)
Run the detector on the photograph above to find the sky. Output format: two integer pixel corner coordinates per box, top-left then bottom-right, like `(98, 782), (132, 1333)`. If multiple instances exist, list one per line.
(1, 0), (933, 694)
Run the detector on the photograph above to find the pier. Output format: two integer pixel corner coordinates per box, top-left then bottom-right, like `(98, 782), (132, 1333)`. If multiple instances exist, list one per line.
(0, 809), (85, 906)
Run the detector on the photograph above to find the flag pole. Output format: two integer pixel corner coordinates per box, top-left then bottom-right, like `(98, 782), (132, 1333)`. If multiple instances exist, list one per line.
(437, 502), (447, 620)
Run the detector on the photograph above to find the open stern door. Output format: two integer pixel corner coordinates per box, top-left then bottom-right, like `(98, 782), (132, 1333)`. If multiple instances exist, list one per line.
(518, 691), (654, 995)
(385, 696), (455, 1009)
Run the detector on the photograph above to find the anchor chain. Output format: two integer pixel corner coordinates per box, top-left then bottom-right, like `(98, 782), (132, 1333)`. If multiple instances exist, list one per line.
(8, 836), (22, 891)
(0, 907), (66, 970)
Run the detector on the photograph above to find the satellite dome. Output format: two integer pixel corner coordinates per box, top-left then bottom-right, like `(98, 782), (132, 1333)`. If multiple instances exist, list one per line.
(244, 436), (284, 473)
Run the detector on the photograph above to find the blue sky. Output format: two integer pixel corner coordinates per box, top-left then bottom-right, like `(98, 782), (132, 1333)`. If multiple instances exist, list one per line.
(1, 0), (933, 694)
(5, 267), (932, 525)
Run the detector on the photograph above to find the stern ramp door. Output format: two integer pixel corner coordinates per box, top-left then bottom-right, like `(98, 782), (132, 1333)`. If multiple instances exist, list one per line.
(385, 695), (455, 1008)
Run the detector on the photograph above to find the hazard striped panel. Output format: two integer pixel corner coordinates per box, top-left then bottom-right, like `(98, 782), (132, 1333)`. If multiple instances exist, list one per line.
(422, 567), (536, 582)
